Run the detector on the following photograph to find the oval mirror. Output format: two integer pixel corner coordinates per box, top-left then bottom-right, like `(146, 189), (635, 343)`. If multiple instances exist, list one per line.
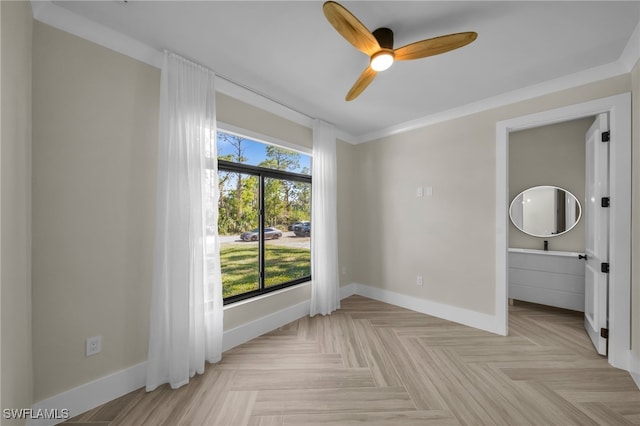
(509, 186), (581, 237)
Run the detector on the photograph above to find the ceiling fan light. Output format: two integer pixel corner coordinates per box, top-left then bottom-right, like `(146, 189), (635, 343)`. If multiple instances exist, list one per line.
(370, 51), (394, 71)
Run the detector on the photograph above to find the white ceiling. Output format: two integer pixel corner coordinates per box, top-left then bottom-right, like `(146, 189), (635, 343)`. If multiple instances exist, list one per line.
(43, 1), (640, 142)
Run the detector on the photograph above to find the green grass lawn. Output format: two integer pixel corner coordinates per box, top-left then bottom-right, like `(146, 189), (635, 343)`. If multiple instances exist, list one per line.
(219, 244), (311, 299)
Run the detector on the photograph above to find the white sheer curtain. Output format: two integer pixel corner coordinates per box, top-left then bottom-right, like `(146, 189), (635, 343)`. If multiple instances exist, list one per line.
(146, 51), (223, 391)
(310, 119), (341, 316)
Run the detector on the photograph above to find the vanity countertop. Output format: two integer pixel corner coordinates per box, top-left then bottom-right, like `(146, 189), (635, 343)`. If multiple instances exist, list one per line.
(508, 247), (583, 258)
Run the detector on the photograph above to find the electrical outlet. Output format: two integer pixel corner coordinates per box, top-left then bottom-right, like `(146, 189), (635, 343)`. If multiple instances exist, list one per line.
(417, 275), (423, 286)
(86, 336), (102, 357)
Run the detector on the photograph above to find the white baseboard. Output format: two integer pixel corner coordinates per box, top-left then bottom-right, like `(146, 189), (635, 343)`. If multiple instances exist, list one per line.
(222, 299), (311, 352)
(631, 371), (640, 390)
(352, 282), (506, 335)
(630, 351), (640, 390)
(340, 282), (358, 299)
(28, 362), (147, 426)
(223, 283), (357, 352)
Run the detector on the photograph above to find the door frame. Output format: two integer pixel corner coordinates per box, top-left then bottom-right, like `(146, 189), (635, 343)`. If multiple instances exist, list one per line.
(495, 93), (631, 370)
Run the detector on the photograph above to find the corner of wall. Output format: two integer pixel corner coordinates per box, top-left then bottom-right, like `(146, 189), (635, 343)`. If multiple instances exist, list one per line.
(1, 0), (34, 420)
(0, 0), (3, 418)
(631, 44), (640, 372)
(351, 283), (506, 336)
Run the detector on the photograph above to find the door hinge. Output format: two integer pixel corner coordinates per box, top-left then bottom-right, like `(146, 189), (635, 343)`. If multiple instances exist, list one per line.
(601, 262), (610, 273)
(601, 131), (610, 142)
(600, 328), (609, 339)
(601, 197), (610, 208)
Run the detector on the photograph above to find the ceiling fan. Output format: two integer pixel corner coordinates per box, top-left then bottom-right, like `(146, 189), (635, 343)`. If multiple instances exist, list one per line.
(322, 1), (478, 101)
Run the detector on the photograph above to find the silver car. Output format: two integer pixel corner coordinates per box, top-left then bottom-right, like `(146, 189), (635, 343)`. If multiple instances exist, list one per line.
(240, 227), (283, 241)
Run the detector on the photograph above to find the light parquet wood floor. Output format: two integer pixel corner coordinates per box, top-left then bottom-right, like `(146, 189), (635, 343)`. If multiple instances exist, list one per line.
(65, 296), (640, 425)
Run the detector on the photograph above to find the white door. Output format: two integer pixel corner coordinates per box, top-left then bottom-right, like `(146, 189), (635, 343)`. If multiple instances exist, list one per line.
(583, 113), (609, 355)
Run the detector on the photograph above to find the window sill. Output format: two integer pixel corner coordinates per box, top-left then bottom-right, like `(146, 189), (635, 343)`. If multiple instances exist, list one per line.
(223, 280), (311, 310)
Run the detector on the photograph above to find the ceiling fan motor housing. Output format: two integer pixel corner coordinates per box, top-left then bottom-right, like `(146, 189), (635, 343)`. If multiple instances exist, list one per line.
(372, 27), (394, 49)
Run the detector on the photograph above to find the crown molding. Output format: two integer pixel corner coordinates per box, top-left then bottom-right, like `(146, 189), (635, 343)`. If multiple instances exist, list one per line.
(353, 59), (630, 144)
(30, 1), (640, 146)
(619, 18), (640, 71)
(30, 0), (163, 68)
(351, 17), (640, 144)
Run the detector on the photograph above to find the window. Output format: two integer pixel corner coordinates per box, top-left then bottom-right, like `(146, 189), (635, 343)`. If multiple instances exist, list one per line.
(213, 129), (311, 304)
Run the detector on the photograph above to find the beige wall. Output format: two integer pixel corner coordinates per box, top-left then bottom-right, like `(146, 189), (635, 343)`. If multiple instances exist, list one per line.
(352, 75), (630, 316)
(32, 22), (356, 400)
(351, 111), (497, 314)
(217, 93), (312, 150)
(32, 22), (159, 401)
(632, 60), (640, 357)
(509, 118), (592, 252)
(1, 0), (33, 421)
(337, 139), (355, 285)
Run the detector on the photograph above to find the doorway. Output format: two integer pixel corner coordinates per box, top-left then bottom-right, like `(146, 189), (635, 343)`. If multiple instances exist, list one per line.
(495, 93), (631, 371)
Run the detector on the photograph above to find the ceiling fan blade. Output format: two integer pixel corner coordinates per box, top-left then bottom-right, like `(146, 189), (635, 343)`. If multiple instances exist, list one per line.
(323, 1), (380, 56)
(346, 66), (377, 101)
(394, 32), (477, 61)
